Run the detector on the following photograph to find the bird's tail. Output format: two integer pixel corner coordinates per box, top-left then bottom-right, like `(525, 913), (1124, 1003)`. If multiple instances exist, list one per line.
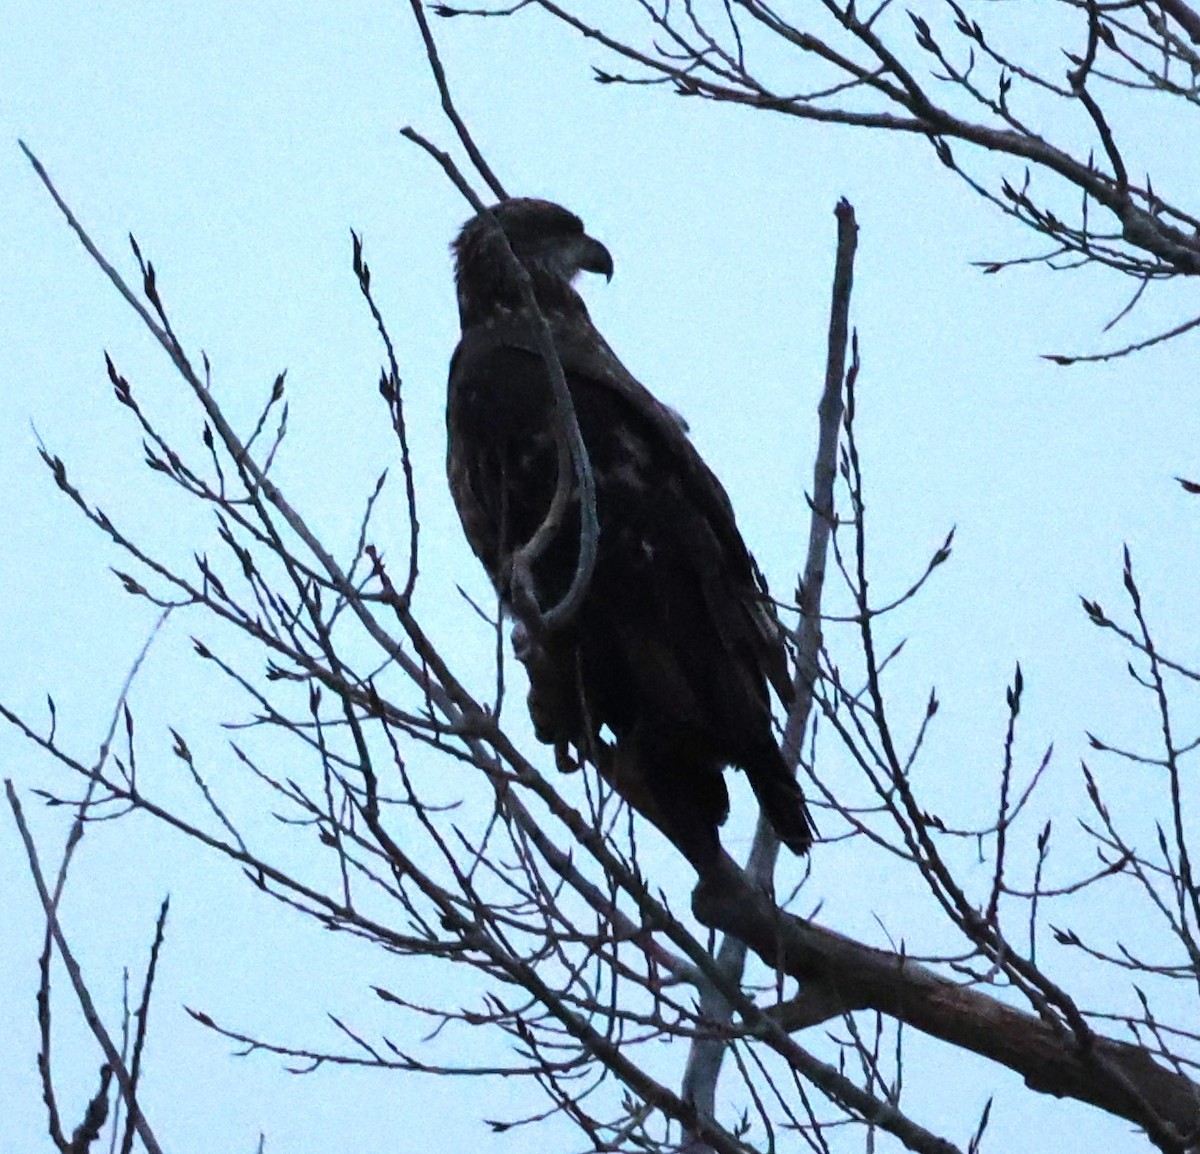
(745, 753), (814, 855)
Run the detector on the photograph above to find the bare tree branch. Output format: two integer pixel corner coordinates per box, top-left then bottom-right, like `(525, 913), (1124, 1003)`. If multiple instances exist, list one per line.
(7, 783), (165, 1154)
(683, 196), (857, 1126)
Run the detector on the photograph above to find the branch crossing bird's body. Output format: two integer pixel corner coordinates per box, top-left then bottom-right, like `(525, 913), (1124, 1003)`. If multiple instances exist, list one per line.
(446, 199), (813, 868)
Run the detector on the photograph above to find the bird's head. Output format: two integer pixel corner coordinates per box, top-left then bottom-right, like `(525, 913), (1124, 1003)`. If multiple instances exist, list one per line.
(452, 198), (613, 328)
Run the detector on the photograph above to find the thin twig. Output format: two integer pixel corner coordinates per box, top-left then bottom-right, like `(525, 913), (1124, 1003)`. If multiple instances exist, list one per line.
(6, 783), (165, 1154)
(406, 0), (508, 199)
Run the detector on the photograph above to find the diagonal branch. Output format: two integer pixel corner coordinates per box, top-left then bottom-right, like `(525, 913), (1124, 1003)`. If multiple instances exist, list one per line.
(398, 129), (598, 629)
(1158, 0), (1200, 44)
(6, 783), (165, 1154)
(406, 0), (508, 199)
(458, 1), (1200, 280)
(692, 856), (1200, 1149)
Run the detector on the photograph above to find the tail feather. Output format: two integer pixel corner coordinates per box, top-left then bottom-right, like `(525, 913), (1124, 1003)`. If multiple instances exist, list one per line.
(745, 754), (814, 855)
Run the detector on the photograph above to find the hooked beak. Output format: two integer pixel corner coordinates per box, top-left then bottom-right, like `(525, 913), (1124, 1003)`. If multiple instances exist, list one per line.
(579, 235), (614, 282)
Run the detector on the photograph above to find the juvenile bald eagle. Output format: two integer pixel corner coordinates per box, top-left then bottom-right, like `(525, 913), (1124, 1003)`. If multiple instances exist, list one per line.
(447, 198), (812, 868)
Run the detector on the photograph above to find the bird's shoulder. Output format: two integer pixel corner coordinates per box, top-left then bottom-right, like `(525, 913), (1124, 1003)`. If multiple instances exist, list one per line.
(449, 312), (751, 545)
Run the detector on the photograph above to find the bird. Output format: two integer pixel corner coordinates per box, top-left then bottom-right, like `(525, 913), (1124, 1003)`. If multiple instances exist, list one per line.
(445, 197), (813, 869)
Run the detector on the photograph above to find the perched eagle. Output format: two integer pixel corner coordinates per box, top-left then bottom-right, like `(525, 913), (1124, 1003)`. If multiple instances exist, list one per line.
(446, 198), (812, 868)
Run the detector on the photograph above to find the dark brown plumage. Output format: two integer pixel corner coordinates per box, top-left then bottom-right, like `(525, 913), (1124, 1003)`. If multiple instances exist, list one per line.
(446, 198), (812, 868)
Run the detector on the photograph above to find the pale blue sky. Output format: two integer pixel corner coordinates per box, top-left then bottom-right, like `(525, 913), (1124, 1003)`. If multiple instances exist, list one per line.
(3, 5), (1198, 1152)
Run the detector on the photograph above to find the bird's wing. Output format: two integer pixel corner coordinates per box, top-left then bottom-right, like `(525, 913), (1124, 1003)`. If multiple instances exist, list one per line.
(557, 317), (794, 710)
(448, 311), (795, 708)
(555, 316), (794, 709)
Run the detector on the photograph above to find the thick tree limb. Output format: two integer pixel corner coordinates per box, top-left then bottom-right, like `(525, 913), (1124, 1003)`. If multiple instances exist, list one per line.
(693, 858), (1200, 1149)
